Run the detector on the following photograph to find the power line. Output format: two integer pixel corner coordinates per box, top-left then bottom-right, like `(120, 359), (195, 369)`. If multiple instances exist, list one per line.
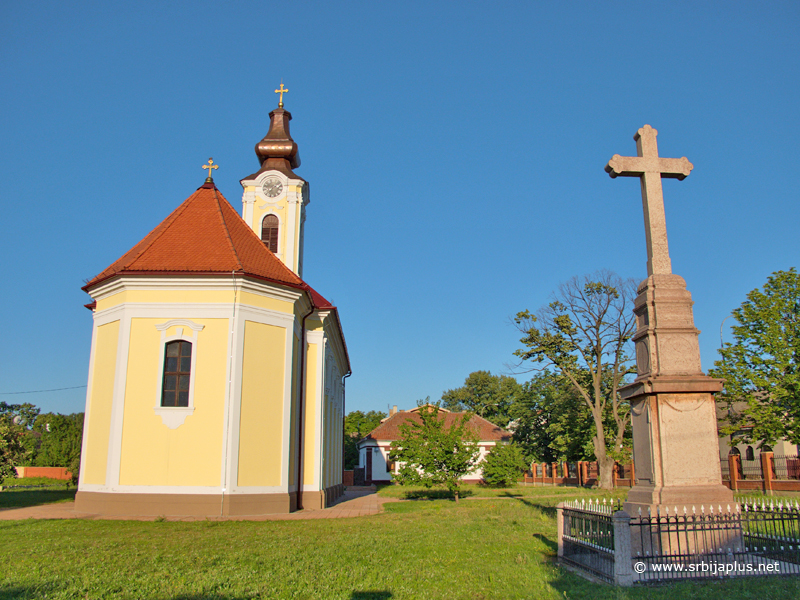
(0, 385), (87, 395)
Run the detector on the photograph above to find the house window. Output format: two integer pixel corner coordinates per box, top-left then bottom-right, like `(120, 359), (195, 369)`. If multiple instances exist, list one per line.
(261, 214), (279, 253)
(161, 340), (192, 407)
(745, 446), (755, 461)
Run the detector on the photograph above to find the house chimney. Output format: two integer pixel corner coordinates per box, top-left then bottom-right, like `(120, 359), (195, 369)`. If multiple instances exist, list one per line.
(390, 405), (398, 416)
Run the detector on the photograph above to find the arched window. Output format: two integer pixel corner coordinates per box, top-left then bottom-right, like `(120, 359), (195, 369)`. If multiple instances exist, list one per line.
(161, 340), (192, 407)
(746, 446), (755, 461)
(729, 447), (740, 456)
(261, 214), (279, 253)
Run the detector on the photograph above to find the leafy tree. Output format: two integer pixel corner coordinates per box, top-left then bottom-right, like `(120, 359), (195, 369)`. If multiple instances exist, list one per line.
(0, 401), (40, 461)
(481, 443), (528, 487)
(711, 268), (800, 446)
(510, 372), (592, 464)
(389, 405), (480, 501)
(514, 271), (636, 489)
(0, 415), (30, 481)
(343, 410), (387, 470)
(441, 371), (522, 427)
(33, 413), (84, 470)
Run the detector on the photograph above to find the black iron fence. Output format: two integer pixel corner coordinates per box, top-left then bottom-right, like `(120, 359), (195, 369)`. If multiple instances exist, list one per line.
(558, 497), (800, 585)
(559, 499), (621, 583)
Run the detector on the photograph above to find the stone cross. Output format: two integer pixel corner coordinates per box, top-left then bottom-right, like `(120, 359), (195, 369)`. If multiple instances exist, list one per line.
(275, 83), (288, 108)
(202, 157), (218, 181)
(605, 125), (693, 276)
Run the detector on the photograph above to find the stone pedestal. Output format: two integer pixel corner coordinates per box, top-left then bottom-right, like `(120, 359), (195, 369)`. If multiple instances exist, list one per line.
(622, 274), (733, 515)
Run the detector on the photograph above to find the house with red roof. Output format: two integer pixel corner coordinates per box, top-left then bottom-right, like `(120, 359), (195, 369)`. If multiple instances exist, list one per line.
(75, 97), (350, 517)
(357, 406), (513, 484)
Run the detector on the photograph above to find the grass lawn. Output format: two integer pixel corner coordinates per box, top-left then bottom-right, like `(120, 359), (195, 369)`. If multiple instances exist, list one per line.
(0, 478), (76, 510)
(2, 487), (799, 599)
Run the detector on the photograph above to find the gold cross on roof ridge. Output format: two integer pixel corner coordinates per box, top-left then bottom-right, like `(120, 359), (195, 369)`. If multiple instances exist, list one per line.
(275, 82), (288, 108)
(202, 157), (219, 182)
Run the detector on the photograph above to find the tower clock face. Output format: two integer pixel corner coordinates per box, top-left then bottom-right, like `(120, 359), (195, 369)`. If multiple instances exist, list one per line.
(262, 178), (283, 198)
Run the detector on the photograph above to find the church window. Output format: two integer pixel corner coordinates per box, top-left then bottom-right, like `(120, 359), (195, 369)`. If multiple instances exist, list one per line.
(161, 340), (192, 407)
(745, 446), (755, 461)
(261, 214), (279, 253)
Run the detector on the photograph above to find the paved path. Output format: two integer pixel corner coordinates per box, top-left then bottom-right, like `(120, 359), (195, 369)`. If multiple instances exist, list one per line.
(0, 488), (397, 522)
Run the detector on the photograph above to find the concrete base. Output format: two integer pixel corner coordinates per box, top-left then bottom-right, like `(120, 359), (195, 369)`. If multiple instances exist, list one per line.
(75, 491), (298, 517)
(300, 483), (345, 509)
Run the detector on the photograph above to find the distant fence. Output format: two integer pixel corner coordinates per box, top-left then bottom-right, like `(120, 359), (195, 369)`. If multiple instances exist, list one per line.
(722, 453), (800, 493)
(14, 467), (72, 481)
(558, 497), (800, 585)
(521, 461), (635, 488)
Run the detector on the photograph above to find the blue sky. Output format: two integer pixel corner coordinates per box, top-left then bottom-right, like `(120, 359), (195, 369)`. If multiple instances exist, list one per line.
(2, 1), (798, 416)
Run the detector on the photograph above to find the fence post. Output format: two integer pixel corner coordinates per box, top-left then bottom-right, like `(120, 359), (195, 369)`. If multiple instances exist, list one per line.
(612, 462), (618, 488)
(563, 461), (569, 484)
(581, 461), (588, 486)
(729, 454), (739, 492)
(556, 502), (565, 560)
(761, 451), (774, 495)
(629, 461), (635, 486)
(613, 510), (633, 586)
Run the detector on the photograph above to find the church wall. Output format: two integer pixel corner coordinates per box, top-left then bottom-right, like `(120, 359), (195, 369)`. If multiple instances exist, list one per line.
(287, 333), (300, 487)
(237, 320), (285, 487)
(82, 320), (119, 485)
(303, 343), (318, 487)
(118, 318), (228, 486)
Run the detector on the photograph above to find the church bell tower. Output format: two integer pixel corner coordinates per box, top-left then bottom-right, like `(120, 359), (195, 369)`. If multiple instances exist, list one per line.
(240, 84), (309, 278)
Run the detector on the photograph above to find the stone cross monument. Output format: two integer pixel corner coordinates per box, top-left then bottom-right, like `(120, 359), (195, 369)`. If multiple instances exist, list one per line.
(606, 125), (733, 513)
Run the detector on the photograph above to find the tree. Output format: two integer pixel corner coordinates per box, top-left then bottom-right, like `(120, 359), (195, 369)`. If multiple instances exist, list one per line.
(0, 415), (30, 481)
(0, 401), (40, 461)
(711, 268), (800, 446)
(343, 410), (387, 470)
(513, 271), (636, 489)
(33, 413), (84, 470)
(481, 443), (528, 487)
(509, 371), (596, 464)
(389, 405), (480, 501)
(441, 371), (522, 427)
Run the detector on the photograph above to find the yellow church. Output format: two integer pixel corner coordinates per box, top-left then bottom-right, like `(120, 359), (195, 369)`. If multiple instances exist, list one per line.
(75, 92), (350, 516)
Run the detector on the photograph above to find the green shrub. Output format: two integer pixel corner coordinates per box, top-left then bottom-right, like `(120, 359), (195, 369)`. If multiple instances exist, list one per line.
(482, 443), (528, 487)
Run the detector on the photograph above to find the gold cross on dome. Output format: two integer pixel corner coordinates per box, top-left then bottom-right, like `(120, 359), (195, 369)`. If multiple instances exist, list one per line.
(275, 82), (288, 108)
(202, 157), (219, 182)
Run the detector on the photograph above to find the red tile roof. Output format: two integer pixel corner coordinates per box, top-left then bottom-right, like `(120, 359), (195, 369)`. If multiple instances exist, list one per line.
(361, 408), (513, 443)
(84, 182), (305, 290)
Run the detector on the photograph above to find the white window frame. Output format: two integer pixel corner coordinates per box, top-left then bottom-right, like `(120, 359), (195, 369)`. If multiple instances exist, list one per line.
(154, 319), (204, 429)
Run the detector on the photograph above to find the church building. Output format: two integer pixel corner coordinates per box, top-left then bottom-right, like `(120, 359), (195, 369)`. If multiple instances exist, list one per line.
(75, 93), (350, 516)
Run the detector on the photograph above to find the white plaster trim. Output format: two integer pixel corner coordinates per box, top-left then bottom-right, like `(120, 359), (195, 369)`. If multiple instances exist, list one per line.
(77, 320), (100, 489)
(152, 407), (194, 429)
(222, 304), (245, 493)
(93, 304), (125, 326)
(92, 303), (294, 331)
(153, 319), (204, 429)
(88, 276), (306, 305)
(105, 310), (132, 488)
(155, 319), (205, 332)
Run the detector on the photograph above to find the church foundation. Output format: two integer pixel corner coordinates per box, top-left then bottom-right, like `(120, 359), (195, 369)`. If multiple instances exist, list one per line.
(75, 491), (298, 517)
